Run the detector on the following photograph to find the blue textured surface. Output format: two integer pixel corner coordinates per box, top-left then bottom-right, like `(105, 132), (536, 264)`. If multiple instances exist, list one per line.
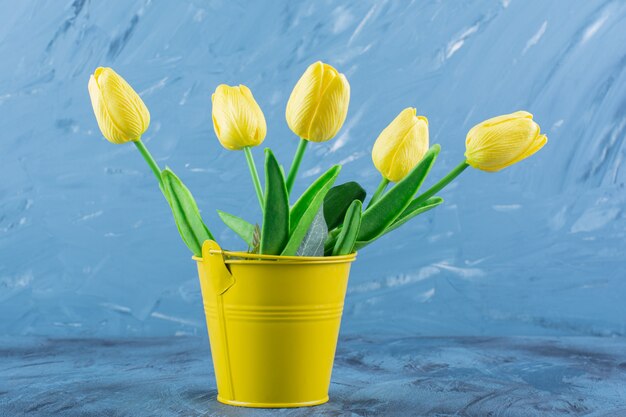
(2, 336), (626, 416)
(1, 0), (626, 340)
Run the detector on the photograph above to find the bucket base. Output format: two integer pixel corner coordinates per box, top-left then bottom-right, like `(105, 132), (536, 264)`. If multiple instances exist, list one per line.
(217, 395), (329, 408)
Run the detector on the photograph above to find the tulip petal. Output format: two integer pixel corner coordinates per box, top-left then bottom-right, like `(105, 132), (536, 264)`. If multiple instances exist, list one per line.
(373, 109), (417, 180)
(308, 72), (350, 142)
(467, 111), (532, 135)
(88, 74), (128, 145)
(240, 85), (267, 143)
(286, 62), (324, 140)
(388, 116), (428, 182)
(509, 134), (547, 166)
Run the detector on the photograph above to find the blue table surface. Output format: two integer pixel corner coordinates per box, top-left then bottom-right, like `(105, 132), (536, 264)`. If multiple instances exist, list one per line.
(2, 335), (625, 416)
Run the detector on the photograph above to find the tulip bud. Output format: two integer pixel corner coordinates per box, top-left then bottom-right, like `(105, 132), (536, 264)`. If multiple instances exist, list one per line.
(88, 67), (150, 145)
(285, 61), (350, 142)
(211, 84), (267, 150)
(372, 108), (429, 182)
(465, 111), (547, 172)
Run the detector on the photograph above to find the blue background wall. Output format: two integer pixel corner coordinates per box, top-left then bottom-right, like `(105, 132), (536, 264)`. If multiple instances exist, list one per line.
(1, 0), (625, 337)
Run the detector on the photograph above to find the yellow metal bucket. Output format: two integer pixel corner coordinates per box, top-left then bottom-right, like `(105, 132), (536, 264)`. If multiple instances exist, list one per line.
(193, 240), (357, 408)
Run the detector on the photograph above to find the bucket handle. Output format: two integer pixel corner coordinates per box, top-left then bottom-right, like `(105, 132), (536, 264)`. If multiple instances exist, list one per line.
(201, 240), (235, 295)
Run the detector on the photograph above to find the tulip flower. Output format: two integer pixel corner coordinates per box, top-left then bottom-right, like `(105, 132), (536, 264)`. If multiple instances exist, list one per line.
(284, 61), (350, 193)
(367, 108), (429, 206)
(211, 84), (267, 209)
(404, 111), (547, 215)
(285, 61), (350, 143)
(88, 67), (151, 145)
(465, 111), (547, 172)
(88, 67), (161, 184)
(212, 84), (267, 150)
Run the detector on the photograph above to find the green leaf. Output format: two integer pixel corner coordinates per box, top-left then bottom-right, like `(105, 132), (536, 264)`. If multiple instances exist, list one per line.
(281, 165), (341, 256)
(353, 196), (443, 250)
(296, 205), (328, 256)
(217, 210), (255, 247)
(161, 167), (214, 257)
(388, 196), (443, 232)
(357, 144), (439, 242)
(332, 200), (362, 256)
(323, 181), (367, 230)
(289, 166), (341, 233)
(260, 149), (290, 255)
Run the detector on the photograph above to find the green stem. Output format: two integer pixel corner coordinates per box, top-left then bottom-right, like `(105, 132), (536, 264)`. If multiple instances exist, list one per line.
(286, 138), (308, 194)
(134, 139), (162, 185)
(412, 160), (469, 206)
(367, 177), (390, 208)
(244, 147), (264, 211)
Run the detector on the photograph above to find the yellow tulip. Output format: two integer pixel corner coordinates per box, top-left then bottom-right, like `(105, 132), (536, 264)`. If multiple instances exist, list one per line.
(285, 61), (350, 142)
(372, 108), (429, 182)
(465, 111), (547, 172)
(88, 67), (150, 145)
(212, 84), (267, 150)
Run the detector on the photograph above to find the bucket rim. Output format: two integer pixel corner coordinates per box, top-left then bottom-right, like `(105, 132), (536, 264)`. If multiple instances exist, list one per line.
(192, 249), (357, 265)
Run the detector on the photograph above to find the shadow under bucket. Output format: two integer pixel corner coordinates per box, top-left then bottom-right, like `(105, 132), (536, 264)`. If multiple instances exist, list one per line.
(193, 240), (357, 408)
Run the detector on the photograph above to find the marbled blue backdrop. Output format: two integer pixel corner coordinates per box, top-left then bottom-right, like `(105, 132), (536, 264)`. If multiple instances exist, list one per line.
(1, 0), (625, 338)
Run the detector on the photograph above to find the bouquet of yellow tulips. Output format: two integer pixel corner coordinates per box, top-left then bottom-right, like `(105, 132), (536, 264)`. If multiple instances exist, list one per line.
(88, 63), (546, 258)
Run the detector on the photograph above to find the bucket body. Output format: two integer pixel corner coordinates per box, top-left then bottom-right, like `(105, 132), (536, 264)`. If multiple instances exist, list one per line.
(194, 240), (356, 408)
